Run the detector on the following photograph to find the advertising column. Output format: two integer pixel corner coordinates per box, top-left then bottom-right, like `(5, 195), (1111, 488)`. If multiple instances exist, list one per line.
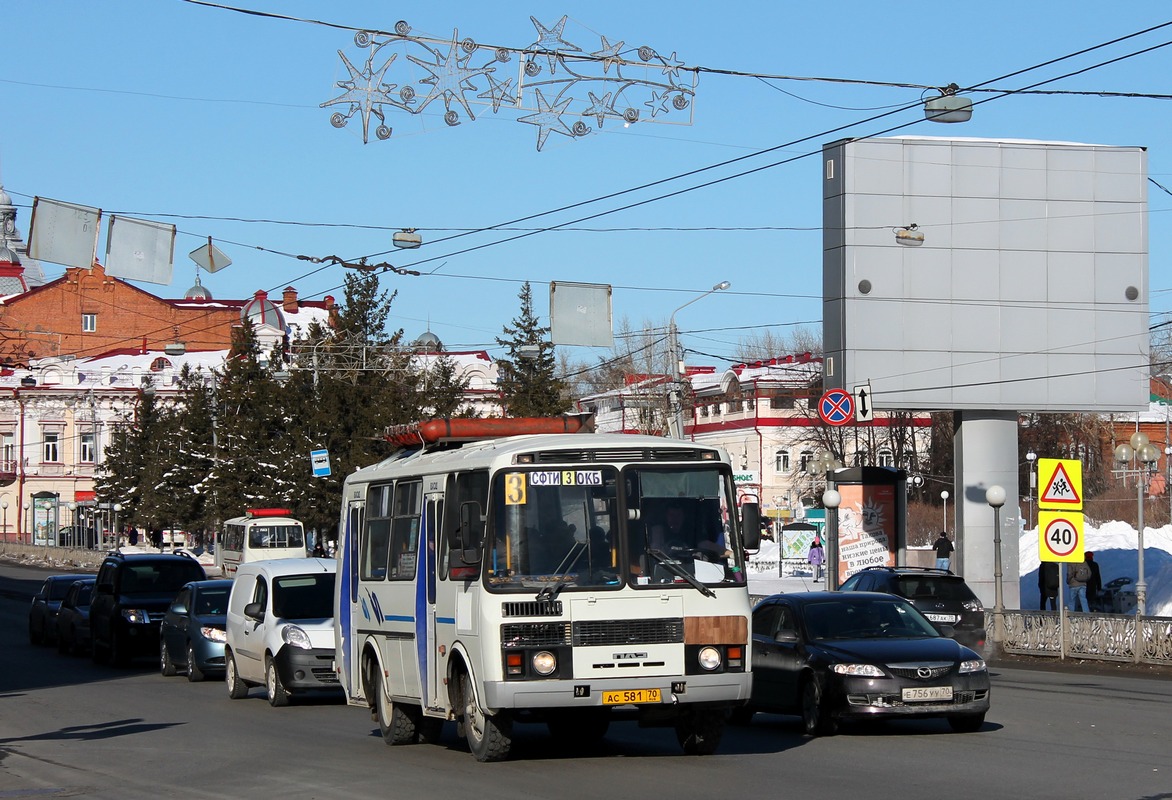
(828, 467), (907, 586)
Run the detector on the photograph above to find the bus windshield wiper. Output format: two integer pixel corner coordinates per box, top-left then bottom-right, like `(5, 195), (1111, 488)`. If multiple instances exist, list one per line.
(647, 549), (716, 598)
(536, 541), (587, 602)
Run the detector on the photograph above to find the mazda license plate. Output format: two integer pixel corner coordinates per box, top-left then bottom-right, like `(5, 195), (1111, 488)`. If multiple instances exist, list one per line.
(901, 686), (953, 702)
(602, 688), (662, 705)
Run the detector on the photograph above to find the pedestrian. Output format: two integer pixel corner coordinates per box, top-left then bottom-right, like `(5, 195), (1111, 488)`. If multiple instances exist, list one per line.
(1067, 556), (1092, 612)
(1084, 552), (1103, 611)
(1037, 561), (1059, 610)
(933, 531), (954, 571)
(127, 526), (139, 547)
(807, 535), (825, 582)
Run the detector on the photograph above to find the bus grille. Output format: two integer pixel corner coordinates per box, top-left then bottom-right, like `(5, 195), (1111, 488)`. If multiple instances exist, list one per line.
(501, 622), (572, 648)
(502, 600), (563, 617)
(528, 448), (711, 463)
(572, 617), (684, 647)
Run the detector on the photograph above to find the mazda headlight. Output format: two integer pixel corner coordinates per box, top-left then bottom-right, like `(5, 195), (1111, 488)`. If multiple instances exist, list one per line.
(959, 658), (987, 674)
(200, 626), (227, 643)
(831, 663), (884, 677)
(282, 625), (312, 650)
(121, 608), (151, 624)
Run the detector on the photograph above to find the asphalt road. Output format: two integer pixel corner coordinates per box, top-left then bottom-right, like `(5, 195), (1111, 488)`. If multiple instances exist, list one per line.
(2, 563), (1169, 800)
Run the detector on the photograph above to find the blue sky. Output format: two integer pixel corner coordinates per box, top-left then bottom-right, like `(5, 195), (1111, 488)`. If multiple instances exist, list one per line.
(2, 1), (1171, 369)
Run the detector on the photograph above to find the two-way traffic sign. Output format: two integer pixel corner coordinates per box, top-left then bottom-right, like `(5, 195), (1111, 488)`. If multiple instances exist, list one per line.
(853, 384), (874, 422)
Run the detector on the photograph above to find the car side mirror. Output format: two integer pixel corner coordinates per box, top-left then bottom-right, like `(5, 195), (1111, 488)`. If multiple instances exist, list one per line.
(170, 602), (188, 615)
(459, 501), (484, 565)
(934, 623), (956, 639)
(243, 602), (265, 622)
(774, 629), (800, 644)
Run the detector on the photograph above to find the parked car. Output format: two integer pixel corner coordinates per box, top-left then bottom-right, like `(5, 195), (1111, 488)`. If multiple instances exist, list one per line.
(29, 573), (90, 646)
(160, 579), (233, 681)
(55, 577), (98, 656)
(839, 566), (986, 650)
(90, 551), (207, 666)
(224, 558), (339, 706)
(738, 591), (990, 735)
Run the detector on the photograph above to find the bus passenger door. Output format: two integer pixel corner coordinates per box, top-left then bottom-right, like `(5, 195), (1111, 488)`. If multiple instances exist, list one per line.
(422, 495), (442, 710)
(337, 499), (365, 704)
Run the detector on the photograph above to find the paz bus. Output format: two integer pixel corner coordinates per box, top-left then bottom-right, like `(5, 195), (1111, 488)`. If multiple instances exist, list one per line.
(217, 509), (307, 579)
(334, 416), (760, 762)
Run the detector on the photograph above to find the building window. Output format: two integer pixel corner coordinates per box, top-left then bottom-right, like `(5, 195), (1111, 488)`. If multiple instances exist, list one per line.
(80, 432), (96, 464)
(82, 313), (97, 332)
(2, 433), (13, 470)
(878, 448), (895, 467)
(44, 432), (60, 463)
(799, 450), (814, 473)
(775, 450), (790, 472)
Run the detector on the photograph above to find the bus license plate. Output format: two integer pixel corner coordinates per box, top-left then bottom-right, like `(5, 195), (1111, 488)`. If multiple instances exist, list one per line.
(602, 688), (662, 705)
(902, 686), (953, 702)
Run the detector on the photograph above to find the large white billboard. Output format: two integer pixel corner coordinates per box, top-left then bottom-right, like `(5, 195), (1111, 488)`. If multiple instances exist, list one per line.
(823, 136), (1149, 412)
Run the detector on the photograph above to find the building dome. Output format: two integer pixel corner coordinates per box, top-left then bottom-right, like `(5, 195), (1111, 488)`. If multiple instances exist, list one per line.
(0, 244), (19, 264)
(241, 289), (286, 329)
(412, 330), (442, 350)
(0, 185), (11, 207)
(184, 276), (213, 300)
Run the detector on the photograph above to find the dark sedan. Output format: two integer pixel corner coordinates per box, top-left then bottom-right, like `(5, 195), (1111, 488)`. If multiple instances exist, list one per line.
(160, 579), (233, 681)
(739, 592), (990, 735)
(56, 577), (97, 656)
(29, 574), (91, 646)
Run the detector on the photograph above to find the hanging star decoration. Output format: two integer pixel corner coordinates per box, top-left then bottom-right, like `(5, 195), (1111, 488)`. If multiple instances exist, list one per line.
(321, 17), (696, 151)
(319, 48), (400, 143)
(518, 88), (576, 150)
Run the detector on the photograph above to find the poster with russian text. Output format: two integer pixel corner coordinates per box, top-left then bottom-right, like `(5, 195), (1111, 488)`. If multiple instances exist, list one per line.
(836, 483), (896, 583)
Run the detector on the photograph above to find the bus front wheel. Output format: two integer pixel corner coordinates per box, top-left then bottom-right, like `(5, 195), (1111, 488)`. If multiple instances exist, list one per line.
(375, 673), (418, 745)
(460, 670), (512, 762)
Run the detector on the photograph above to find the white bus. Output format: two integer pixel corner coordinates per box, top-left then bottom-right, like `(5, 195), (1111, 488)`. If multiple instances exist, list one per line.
(217, 509), (307, 579)
(334, 417), (760, 762)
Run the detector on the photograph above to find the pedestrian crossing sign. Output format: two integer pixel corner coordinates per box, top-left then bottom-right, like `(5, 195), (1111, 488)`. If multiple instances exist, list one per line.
(1037, 458), (1082, 510)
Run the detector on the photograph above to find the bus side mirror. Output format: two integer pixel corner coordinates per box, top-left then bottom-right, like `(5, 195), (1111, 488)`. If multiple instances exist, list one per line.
(741, 502), (761, 551)
(459, 501), (484, 565)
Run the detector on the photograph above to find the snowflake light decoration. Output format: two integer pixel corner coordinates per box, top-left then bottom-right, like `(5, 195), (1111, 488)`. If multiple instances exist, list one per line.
(320, 17), (697, 151)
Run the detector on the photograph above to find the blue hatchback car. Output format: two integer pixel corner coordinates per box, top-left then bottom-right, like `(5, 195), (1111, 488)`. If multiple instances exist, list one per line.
(160, 579), (233, 681)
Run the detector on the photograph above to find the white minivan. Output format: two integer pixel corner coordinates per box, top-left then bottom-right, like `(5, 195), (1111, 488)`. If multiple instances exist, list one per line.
(224, 558), (340, 706)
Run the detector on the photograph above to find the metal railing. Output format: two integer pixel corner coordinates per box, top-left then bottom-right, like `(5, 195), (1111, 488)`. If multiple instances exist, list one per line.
(999, 609), (1172, 665)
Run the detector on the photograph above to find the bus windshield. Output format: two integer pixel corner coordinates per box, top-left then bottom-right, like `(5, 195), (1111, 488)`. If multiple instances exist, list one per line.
(484, 464), (745, 593)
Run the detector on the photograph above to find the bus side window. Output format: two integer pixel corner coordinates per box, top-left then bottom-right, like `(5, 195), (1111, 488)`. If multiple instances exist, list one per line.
(443, 471), (489, 579)
(361, 484), (393, 581)
(389, 481), (422, 580)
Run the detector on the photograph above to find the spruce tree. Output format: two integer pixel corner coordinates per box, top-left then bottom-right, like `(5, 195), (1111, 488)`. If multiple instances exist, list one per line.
(495, 282), (569, 417)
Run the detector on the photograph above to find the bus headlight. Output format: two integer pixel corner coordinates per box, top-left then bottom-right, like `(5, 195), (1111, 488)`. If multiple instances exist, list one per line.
(698, 646), (722, 671)
(532, 651), (557, 676)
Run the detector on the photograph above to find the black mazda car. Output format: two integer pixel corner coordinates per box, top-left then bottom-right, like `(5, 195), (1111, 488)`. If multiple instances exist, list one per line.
(737, 592), (990, 735)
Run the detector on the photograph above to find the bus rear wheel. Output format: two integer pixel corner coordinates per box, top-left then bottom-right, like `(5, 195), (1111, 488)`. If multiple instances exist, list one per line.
(375, 674), (418, 745)
(460, 670), (512, 762)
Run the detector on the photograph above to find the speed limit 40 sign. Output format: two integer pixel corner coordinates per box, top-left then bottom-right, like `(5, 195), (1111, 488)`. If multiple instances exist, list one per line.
(1038, 510), (1084, 562)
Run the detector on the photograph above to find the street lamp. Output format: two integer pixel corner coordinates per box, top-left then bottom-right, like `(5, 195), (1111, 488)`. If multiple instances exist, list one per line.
(1114, 431), (1160, 615)
(113, 503), (122, 551)
(1025, 451), (1037, 530)
(668, 281), (731, 440)
(986, 485), (1006, 646)
(822, 488), (841, 591)
(22, 501), (29, 544)
(940, 490), (949, 534)
(67, 502), (77, 548)
(1, 499), (7, 542)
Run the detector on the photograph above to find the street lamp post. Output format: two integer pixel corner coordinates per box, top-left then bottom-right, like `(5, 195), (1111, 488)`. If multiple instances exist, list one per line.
(22, 502), (29, 544)
(1026, 450), (1037, 530)
(940, 490), (949, 534)
(986, 485), (1007, 646)
(1114, 431), (1159, 616)
(67, 502), (77, 548)
(822, 488), (841, 591)
(668, 281), (730, 440)
(1, 499), (7, 542)
(113, 503), (122, 551)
